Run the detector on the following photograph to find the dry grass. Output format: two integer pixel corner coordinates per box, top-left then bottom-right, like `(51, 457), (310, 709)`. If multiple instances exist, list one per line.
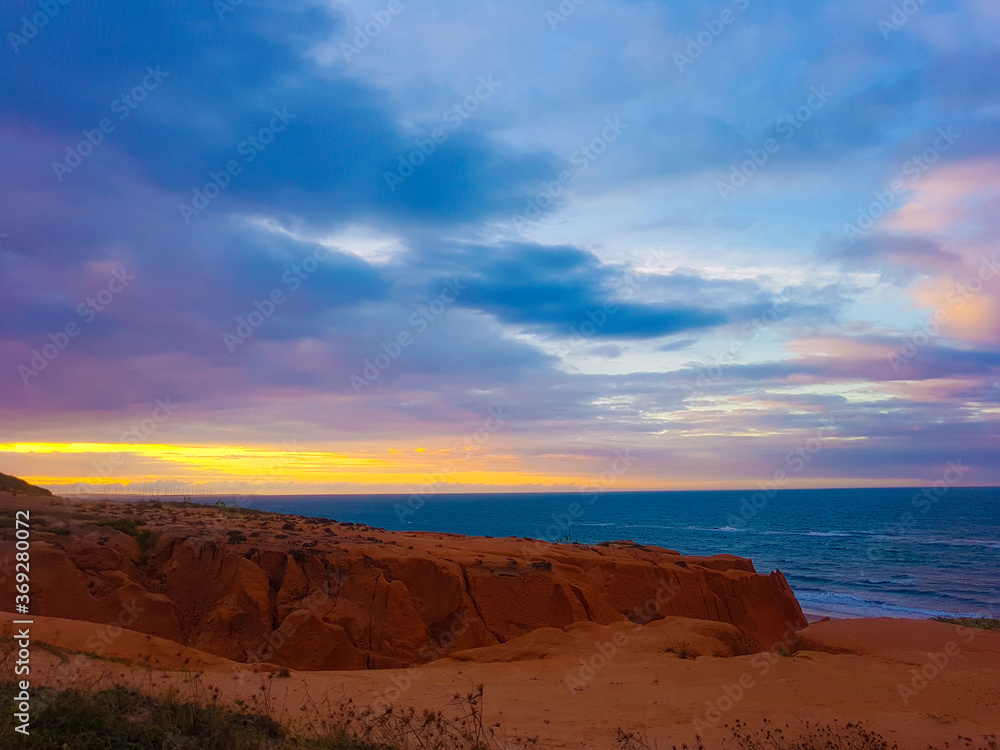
(2, 667), (999, 750)
(296, 684), (539, 750)
(0, 680), (543, 750)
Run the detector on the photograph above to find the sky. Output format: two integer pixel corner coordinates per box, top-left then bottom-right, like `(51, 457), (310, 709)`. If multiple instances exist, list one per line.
(1, 0), (998, 495)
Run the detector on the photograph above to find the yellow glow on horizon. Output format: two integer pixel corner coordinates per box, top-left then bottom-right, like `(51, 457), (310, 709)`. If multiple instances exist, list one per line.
(25, 470), (597, 488)
(18, 474), (945, 494)
(2, 442), (383, 473)
(1, 441), (614, 489)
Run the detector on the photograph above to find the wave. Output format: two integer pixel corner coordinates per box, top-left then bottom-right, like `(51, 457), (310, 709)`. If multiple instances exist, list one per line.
(685, 525), (745, 533)
(795, 591), (995, 620)
(869, 535), (1000, 551)
(863, 575), (917, 586)
(758, 529), (865, 538)
(926, 537), (1000, 550)
(693, 527), (1000, 549)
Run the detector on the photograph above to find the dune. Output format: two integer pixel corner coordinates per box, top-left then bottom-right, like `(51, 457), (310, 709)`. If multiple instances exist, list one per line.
(3, 609), (998, 748)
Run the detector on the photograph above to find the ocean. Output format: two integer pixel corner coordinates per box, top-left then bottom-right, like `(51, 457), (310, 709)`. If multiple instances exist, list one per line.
(216, 487), (1000, 620)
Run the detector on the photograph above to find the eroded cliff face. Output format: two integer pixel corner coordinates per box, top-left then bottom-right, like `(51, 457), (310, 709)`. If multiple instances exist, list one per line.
(0, 497), (805, 670)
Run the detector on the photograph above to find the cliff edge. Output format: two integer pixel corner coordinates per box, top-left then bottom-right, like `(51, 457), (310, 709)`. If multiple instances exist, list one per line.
(0, 495), (805, 670)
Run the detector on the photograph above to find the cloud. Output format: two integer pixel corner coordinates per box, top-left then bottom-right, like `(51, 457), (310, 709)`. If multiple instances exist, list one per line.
(820, 233), (961, 276)
(0, 0), (553, 237)
(2, 0), (999, 489)
(409, 242), (729, 339)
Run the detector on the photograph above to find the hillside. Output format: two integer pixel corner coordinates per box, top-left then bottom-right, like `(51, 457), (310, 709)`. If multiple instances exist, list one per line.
(0, 472), (53, 496)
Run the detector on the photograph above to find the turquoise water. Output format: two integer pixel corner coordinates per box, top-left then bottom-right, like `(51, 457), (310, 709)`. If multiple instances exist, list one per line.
(214, 487), (1000, 620)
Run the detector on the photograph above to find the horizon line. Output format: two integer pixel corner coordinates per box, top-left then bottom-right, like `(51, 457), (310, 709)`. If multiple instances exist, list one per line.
(55, 484), (1000, 498)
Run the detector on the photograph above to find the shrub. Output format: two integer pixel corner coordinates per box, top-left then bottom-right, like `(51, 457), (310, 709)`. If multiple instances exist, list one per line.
(931, 617), (1000, 632)
(96, 518), (146, 536)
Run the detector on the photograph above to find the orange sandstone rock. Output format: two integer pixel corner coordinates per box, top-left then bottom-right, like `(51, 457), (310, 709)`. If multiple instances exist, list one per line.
(0, 497), (805, 671)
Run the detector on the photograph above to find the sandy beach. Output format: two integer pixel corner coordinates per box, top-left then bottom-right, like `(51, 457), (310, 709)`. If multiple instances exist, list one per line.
(3, 610), (1000, 747)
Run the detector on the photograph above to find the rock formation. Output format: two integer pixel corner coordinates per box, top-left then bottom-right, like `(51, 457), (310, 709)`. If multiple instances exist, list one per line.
(0, 496), (805, 670)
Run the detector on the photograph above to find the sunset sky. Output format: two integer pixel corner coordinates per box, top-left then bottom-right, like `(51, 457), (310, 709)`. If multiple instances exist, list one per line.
(1, 0), (999, 494)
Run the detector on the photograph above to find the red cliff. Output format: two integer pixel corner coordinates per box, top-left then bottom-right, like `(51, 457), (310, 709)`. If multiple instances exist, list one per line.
(0, 496), (805, 670)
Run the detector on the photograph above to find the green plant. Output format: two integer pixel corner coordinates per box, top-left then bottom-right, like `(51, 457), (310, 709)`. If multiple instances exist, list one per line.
(0, 682), (383, 749)
(0, 680), (547, 750)
(0, 471), (53, 496)
(136, 528), (161, 557)
(96, 518), (146, 536)
(665, 641), (695, 659)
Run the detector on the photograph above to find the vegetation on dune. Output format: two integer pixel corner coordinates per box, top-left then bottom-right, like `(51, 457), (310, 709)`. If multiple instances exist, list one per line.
(931, 617), (1000, 632)
(0, 681), (541, 750)
(711, 721), (997, 750)
(0, 682), (383, 750)
(94, 517), (161, 555)
(621, 720), (998, 750)
(0, 471), (53, 496)
(96, 517), (146, 535)
(3, 682), (998, 750)
(664, 642), (695, 659)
